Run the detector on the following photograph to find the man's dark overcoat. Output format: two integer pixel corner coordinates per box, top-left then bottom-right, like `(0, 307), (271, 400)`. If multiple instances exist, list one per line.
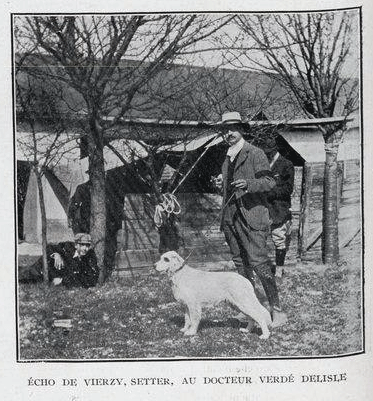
(267, 154), (294, 226)
(221, 141), (275, 230)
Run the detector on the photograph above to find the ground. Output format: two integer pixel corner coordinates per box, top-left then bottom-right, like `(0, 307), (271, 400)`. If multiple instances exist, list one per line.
(18, 241), (362, 360)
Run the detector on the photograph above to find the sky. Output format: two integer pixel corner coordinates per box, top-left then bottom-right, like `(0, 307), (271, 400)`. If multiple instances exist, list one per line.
(175, 10), (360, 79)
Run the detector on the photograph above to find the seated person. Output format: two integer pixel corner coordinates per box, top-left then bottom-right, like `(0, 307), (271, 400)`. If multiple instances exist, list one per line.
(20, 233), (99, 288)
(49, 233), (99, 288)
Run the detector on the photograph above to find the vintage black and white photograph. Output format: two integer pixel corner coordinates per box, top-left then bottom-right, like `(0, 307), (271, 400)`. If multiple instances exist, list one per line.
(14, 9), (363, 360)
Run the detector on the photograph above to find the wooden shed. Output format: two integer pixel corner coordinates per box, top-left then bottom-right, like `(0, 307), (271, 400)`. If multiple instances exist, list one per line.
(17, 115), (361, 273)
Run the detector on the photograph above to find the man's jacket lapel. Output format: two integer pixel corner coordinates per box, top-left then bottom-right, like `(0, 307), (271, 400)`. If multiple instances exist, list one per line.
(234, 142), (250, 173)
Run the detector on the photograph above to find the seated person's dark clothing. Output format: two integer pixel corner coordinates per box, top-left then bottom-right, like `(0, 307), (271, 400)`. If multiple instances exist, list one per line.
(48, 242), (99, 288)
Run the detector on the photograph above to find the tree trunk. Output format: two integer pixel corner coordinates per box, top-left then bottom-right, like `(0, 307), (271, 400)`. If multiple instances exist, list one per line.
(322, 132), (342, 264)
(298, 163), (313, 259)
(87, 123), (107, 285)
(34, 167), (49, 285)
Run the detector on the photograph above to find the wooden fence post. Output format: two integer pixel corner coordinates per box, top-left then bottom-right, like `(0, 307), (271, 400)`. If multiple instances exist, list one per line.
(298, 163), (313, 259)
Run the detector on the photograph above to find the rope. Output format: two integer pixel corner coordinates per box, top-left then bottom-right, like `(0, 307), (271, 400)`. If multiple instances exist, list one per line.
(155, 133), (220, 229)
(171, 133), (219, 195)
(154, 193), (181, 228)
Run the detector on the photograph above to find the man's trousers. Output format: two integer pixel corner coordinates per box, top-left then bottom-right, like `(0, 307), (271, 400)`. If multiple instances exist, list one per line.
(223, 210), (280, 309)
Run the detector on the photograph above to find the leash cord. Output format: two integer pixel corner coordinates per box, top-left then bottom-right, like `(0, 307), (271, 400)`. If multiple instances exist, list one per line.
(155, 134), (219, 229)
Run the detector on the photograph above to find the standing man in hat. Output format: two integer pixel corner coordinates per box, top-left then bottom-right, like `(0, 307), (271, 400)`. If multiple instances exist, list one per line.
(213, 111), (287, 327)
(47, 233), (99, 288)
(262, 137), (295, 278)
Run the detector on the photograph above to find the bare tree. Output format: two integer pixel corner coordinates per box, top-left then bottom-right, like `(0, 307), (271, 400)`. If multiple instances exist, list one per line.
(14, 15), (233, 283)
(16, 73), (78, 284)
(106, 61), (283, 197)
(234, 11), (359, 263)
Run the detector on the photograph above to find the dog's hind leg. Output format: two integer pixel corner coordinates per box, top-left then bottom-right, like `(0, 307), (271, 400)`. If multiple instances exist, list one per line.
(180, 310), (191, 333)
(232, 298), (271, 340)
(251, 314), (270, 340)
(183, 304), (201, 336)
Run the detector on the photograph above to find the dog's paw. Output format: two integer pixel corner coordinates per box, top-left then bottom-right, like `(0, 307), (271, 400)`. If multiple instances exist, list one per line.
(259, 332), (270, 340)
(183, 330), (198, 336)
(275, 268), (284, 279)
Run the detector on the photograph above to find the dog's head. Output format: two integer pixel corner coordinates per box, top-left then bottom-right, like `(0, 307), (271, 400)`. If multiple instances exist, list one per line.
(155, 251), (185, 274)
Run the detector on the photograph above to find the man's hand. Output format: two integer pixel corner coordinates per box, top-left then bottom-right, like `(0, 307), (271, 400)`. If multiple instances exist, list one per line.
(231, 179), (248, 190)
(211, 174), (223, 191)
(52, 277), (63, 286)
(51, 253), (64, 270)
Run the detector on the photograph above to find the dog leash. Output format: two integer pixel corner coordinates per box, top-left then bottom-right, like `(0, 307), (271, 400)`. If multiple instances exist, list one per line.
(173, 253), (192, 273)
(171, 135), (219, 195)
(154, 134), (220, 228)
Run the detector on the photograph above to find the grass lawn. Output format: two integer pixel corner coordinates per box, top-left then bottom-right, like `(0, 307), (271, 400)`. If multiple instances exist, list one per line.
(17, 242), (362, 360)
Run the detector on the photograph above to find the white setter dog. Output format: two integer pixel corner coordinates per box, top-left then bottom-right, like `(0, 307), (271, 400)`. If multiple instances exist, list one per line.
(155, 251), (272, 339)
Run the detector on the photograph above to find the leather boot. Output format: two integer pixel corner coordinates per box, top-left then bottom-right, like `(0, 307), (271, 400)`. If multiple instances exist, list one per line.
(254, 261), (279, 309)
(275, 248), (287, 266)
(275, 249), (287, 278)
(234, 266), (255, 323)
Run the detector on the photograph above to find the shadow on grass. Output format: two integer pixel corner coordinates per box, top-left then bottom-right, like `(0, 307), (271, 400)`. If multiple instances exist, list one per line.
(169, 315), (263, 336)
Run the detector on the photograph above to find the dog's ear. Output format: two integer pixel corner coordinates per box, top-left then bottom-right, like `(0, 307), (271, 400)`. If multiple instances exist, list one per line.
(162, 251), (175, 263)
(170, 251), (184, 264)
(168, 251), (184, 272)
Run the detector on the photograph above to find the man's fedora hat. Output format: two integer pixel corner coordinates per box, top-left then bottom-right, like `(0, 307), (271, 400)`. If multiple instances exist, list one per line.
(221, 111), (243, 125)
(74, 233), (92, 245)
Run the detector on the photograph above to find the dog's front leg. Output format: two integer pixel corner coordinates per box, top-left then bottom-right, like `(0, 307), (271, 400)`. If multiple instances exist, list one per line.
(180, 309), (191, 333)
(183, 304), (201, 336)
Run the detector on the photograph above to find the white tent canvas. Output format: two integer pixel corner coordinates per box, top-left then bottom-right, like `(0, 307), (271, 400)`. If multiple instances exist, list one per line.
(17, 132), (151, 244)
(23, 169), (75, 244)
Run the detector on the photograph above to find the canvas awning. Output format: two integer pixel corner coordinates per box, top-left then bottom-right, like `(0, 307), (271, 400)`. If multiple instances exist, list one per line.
(158, 133), (218, 153)
(16, 132), (150, 190)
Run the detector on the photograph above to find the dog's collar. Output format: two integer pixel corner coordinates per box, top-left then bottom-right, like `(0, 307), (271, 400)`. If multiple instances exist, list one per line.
(173, 260), (187, 274)
(169, 250), (194, 275)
